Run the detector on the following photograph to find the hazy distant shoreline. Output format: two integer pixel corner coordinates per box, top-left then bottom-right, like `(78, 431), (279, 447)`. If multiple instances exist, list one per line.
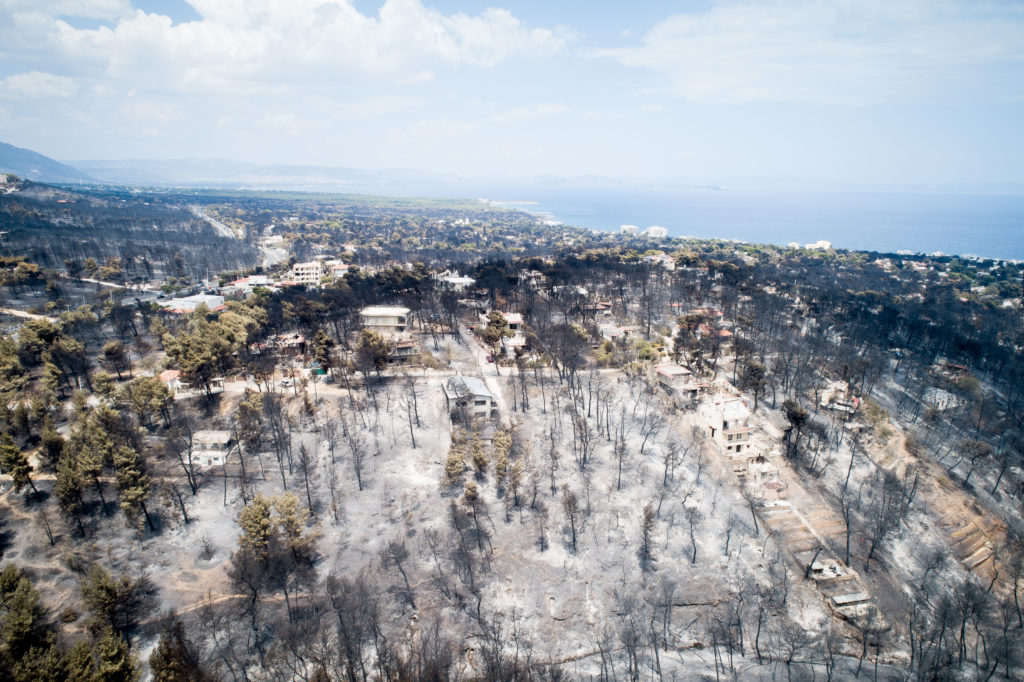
(477, 185), (1024, 261)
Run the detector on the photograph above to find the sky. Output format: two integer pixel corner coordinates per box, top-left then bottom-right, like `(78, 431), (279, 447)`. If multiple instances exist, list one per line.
(0, 0), (1023, 185)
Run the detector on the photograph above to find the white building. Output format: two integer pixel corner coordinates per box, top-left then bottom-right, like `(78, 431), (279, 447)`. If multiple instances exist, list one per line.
(193, 430), (233, 468)
(599, 324), (634, 342)
(500, 331), (528, 356)
(699, 395), (753, 456)
(435, 269), (475, 291)
(160, 293), (225, 313)
(644, 225), (668, 239)
(289, 261), (326, 286)
(804, 240), (833, 250)
(360, 306), (411, 333)
(443, 375), (498, 422)
(620, 224), (639, 235)
(158, 369), (182, 396)
(643, 253), (676, 271)
(479, 311), (522, 332)
(324, 260), (349, 279)
(223, 274), (273, 296)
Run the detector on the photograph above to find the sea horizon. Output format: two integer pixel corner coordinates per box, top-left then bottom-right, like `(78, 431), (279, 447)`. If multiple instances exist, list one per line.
(471, 184), (1024, 261)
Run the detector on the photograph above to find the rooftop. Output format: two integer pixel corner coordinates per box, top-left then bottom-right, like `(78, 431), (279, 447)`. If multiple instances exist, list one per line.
(655, 364), (692, 378)
(447, 375), (492, 399)
(361, 305), (411, 317)
(194, 430), (232, 444)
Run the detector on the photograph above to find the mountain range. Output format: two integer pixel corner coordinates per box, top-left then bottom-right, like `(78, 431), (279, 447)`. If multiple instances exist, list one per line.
(2, 139), (1022, 196)
(0, 141), (94, 183)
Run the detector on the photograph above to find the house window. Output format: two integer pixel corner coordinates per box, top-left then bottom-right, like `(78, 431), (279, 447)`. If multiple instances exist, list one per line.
(474, 400), (487, 406)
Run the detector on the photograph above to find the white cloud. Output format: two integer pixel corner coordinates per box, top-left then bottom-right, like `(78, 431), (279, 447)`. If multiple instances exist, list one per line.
(593, 0), (1024, 104)
(15, 0), (569, 98)
(492, 103), (568, 123)
(0, 70), (78, 98)
(389, 118), (478, 141)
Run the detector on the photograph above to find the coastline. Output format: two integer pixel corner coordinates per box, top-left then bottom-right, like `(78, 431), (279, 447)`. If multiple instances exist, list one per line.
(491, 186), (1024, 261)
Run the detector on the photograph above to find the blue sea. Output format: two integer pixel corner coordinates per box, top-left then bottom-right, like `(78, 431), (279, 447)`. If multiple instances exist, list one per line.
(466, 185), (1024, 261)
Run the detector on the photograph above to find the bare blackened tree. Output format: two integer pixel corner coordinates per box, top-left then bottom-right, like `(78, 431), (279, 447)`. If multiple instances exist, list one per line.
(380, 538), (416, 610)
(562, 485), (582, 553)
(685, 506), (702, 565)
(296, 442), (318, 513)
(639, 503), (656, 571)
(342, 414), (367, 491)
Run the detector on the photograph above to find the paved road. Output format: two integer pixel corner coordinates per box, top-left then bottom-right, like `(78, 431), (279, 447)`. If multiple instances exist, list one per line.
(190, 205), (236, 239)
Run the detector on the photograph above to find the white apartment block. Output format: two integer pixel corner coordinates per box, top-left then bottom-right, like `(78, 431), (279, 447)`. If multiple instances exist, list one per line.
(699, 395), (753, 456)
(360, 306), (411, 333)
(290, 261), (326, 285)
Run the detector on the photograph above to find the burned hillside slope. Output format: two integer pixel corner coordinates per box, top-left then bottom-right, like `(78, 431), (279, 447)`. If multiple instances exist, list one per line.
(0, 179), (259, 281)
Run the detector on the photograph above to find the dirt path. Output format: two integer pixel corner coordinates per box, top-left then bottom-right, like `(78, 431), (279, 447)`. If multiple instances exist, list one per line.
(0, 306), (59, 323)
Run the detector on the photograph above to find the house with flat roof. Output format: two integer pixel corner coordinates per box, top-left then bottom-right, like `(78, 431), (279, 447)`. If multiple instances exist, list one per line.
(443, 375), (498, 423)
(654, 364), (707, 407)
(479, 311), (522, 332)
(599, 324), (635, 342)
(699, 394), (753, 457)
(193, 430), (233, 468)
(361, 306), (411, 333)
(160, 293), (226, 314)
(289, 261), (326, 286)
(436, 270), (476, 291)
(222, 274), (273, 297)
(643, 253), (676, 271)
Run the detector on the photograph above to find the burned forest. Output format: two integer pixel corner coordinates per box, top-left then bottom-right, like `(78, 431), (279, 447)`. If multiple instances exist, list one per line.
(0, 182), (1022, 680)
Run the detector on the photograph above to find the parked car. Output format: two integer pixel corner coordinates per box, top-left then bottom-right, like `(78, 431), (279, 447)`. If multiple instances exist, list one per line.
(280, 378), (294, 388)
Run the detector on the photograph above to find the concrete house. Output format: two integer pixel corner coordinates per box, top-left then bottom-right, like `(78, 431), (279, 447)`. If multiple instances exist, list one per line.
(361, 306), (410, 333)
(289, 261), (326, 286)
(193, 430), (233, 468)
(436, 270), (475, 291)
(160, 293), (226, 314)
(654, 364), (706, 407)
(443, 376), (498, 423)
(158, 369), (182, 396)
(699, 395), (753, 456)
(389, 337), (421, 364)
(479, 311), (522, 332)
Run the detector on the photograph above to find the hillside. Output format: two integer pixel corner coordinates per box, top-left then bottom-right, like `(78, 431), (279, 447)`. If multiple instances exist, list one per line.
(68, 157), (466, 192)
(0, 179), (259, 281)
(0, 141), (93, 184)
